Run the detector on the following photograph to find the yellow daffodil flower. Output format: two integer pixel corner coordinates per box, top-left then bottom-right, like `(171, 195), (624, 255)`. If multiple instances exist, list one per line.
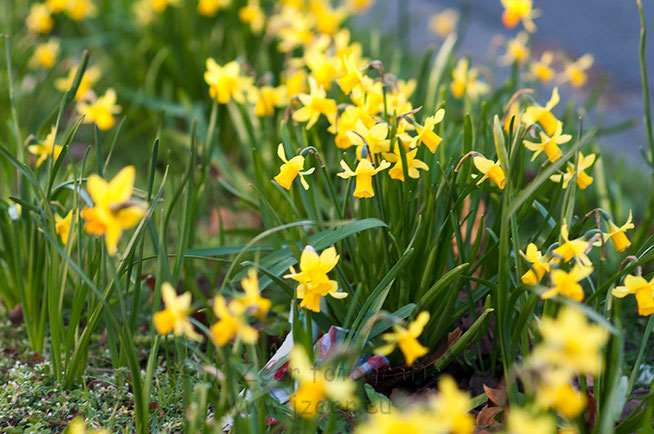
(247, 85), (286, 117)
(66, 0), (97, 21)
(55, 210), (74, 245)
(530, 51), (555, 83)
(500, 0), (537, 33)
(47, 0), (69, 13)
(550, 152), (596, 190)
(337, 55), (365, 94)
(29, 38), (60, 70)
(337, 158), (390, 198)
(384, 147), (429, 182)
(520, 243), (550, 285)
(376, 311), (430, 366)
(273, 8), (315, 52)
(210, 295), (258, 346)
(506, 408), (555, 434)
(612, 274), (654, 316)
(502, 32), (530, 65)
(522, 87), (560, 136)
(239, 0), (265, 33)
(198, 0), (230, 17)
(541, 264), (593, 301)
(293, 77), (337, 129)
(27, 3), (54, 34)
(451, 58), (489, 100)
(430, 376), (475, 434)
(387, 79), (417, 114)
(289, 347), (356, 418)
(55, 65), (101, 100)
(351, 76), (384, 113)
(604, 210), (634, 252)
(284, 246), (346, 312)
(67, 416), (109, 434)
(77, 88), (122, 130)
(306, 50), (338, 91)
(284, 69), (306, 99)
(411, 109), (445, 153)
(273, 144), (315, 190)
(81, 166), (146, 256)
(472, 155), (506, 189)
(230, 268), (271, 319)
(532, 307), (608, 375)
(204, 59), (252, 104)
(552, 223), (593, 266)
(347, 120), (390, 155)
(429, 8), (459, 38)
(150, 0), (180, 13)
(355, 407), (437, 434)
(523, 121), (572, 162)
(311, 0), (347, 35)
(536, 369), (587, 419)
(329, 105), (374, 149)
(345, 0), (373, 13)
(28, 127), (62, 168)
(153, 282), (202, 341)
(561, 54), (594, 88)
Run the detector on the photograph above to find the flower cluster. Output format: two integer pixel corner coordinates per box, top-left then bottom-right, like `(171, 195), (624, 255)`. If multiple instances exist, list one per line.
(511, 307), (609, 424)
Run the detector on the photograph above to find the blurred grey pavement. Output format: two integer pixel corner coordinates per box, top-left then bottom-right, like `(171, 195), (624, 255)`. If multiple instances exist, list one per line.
(365, 0), (654, 167)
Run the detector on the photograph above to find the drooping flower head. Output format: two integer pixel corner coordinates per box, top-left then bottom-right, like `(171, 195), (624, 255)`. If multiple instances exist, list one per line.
(81, 166), (146, 256)
(502, 32), (530, 65)
(523, 121), (572, 163)
(28, 126), (62, 168)
(531, 307), (608, 375)
(29, 38), (60, 70)
(293, 77), (337, 129)
(429, 376), (475, 434)
(541, 263), (593, 302)
(451, 58), (489, 100)
(26, 3), (54, 34)
(337, 158), (390, 198)
(562, 54), (594, 88)
(66, 0), (98, 21)
(239, 0), (265, 33)
(520, 243), (551, 285)
(612, 274), (654, 316)
(230, 268), (271, 320)
(552, 223), (592, 266)
(55, 210), (74, 245)
(77, 88), (122, 130)
(337, 55), (365, 94)
(210, 295), (258, 346)
(289, 347), (356, 418)
(347, 120), (390, 156)
(530, 51), (555, 83)
(522, 87), (560, 136)
(411, 109), (445, 153)
(153, 282), (202, 341)
(603, 210), (634, 252)
(284, 246), (347, 312)
(375, 311), (430, 366)
(472, 155), (506, 189)
(204, 59), (252, 104)
(500, 0), (537, 33)
(198, 0), (230, 17)
(550, 152), (596, 190)
(273, 144), (315, 190)
(384, 146), (429, 182)
(55, 65), (101, 100)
